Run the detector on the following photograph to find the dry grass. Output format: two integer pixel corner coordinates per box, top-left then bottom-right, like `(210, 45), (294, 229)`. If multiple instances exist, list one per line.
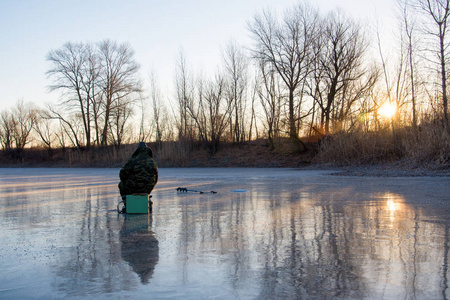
(400, 122), (450, 168)
(151, 141), (193, 167)
(2, 121), (448, 170)
(315, 121), (450, 170)
(60, 145), (134, 167)
(64, 141), (195, 167)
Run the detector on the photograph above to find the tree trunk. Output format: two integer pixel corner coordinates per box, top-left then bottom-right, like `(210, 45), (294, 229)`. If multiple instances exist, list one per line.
(440, 31), (449, 127)
(288, 88), (297, 139)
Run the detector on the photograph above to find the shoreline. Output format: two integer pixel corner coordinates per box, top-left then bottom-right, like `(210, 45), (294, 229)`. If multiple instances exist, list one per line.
(1, 164), (449, 177)
(326, 166), (450, 177)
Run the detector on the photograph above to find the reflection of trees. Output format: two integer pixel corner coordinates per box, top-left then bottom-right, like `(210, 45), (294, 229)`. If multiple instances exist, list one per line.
(444, 226), (449, 299)
(256, 188), (366, 299)
(174, 180), (450, 299)
(175, 191), (254, 290)
(53, 187), (135, 295)
(254, 187), (450, 299)
(120, 214), (159, 284)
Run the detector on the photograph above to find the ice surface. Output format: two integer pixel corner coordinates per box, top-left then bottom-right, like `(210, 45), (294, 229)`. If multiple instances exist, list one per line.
(0, 168), (449, 299)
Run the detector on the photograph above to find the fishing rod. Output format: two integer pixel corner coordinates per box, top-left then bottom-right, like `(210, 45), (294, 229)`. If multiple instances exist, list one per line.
(176, 187), (217, 194)
(117, 188), (217, 213)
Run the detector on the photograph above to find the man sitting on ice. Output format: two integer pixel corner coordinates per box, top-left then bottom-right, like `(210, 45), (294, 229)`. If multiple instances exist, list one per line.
(118, 141), (158, 212)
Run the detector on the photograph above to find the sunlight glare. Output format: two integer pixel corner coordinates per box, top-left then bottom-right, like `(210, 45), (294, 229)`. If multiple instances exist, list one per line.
(382, 192), (406, 224)
(378, 102), (397, 119)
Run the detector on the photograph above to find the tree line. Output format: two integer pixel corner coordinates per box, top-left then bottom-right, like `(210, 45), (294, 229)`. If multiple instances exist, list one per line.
(1, 0), (449, 160)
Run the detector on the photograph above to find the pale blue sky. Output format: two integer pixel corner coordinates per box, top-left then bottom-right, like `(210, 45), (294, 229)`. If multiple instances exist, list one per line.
(0, 0), (395, 111)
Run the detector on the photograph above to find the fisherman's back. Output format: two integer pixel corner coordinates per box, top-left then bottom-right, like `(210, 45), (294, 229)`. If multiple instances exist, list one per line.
(119, 144), (158, 196)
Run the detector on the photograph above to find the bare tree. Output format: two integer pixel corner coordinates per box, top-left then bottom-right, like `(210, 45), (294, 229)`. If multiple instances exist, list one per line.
(313, 10), (369, 133)
(97, 40), (141, 146)
(108, 97), (134, 148)
(335, 67), (379, 130)
(0, 101), (36, 161)
(223, 40), (248, 142)
(33, 109), (55, 156)
(47, 42), (95, 149)
(391, 21), (415, 129)
(399, 0), (420, 129)
(175, 50), (194, 140)
(248, 78), (259, 141)
(54, 120), (69, 154)
(186, 73), (233, 154)
(148, 72), (163, 143)
(249, 2), (320, 140)
(46, 104), (83, 151)
(0, 110), (14, 151)
(84, 44), (102, 146)
(414, 0), (450, 127)
(11, 100), (36, 157)
(376, 16), (415, 133)
(257, 61), (283, 150)
(137, 92), (151, 143)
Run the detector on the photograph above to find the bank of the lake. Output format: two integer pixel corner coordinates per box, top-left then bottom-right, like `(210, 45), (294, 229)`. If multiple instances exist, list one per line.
(0, 133), (449, 175)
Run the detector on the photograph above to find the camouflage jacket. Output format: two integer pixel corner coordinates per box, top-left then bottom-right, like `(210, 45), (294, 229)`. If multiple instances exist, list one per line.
(118, 147), (158, 196)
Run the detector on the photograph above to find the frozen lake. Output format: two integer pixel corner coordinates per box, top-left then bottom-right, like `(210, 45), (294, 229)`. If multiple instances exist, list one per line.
(0, 168), (449, 299)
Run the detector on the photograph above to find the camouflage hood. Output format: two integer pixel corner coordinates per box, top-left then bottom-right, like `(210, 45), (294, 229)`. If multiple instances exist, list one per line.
(131, 142), (153, 158)
(131, 146), (153, 158)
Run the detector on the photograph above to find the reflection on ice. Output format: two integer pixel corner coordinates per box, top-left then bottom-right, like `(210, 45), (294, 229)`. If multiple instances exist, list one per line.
(120, 214), (158, 284)
(0, 168), (448, 299)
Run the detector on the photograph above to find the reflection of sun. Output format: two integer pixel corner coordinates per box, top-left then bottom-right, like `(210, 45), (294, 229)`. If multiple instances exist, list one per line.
(378, 102), (397, 119)
(387, 199), (399, 212)
(383, 193), (405, 223)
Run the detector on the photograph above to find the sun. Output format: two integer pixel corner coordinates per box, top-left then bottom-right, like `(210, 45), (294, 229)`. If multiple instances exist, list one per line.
(378, 102), (397, 119)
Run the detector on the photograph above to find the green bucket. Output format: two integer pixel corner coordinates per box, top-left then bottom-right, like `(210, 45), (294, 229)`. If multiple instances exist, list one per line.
(126, 194), (149, 214)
